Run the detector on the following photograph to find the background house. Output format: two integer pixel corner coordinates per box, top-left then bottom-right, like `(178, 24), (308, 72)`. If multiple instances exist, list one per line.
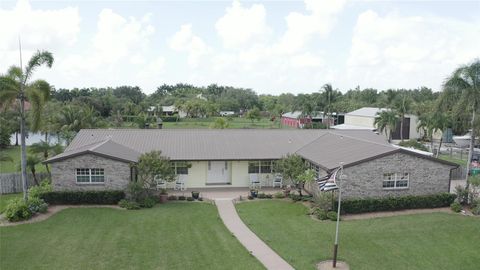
(281, 111), (344, 128)
(331, 107), (421, 140)
(46, 129), (457, 199)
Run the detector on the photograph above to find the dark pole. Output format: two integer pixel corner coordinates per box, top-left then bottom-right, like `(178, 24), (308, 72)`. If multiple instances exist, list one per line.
(332, 163), (344, 268)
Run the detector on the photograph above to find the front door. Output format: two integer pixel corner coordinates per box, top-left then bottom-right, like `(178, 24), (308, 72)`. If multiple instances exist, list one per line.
(207, 161), (230, 184)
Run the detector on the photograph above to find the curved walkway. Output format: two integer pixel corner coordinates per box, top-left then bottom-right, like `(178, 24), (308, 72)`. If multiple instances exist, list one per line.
(215, 199), (294, 270)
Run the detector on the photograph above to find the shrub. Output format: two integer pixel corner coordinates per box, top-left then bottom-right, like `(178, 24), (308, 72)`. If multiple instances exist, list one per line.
(28, 197), (48, 214)
(5, 198), (32, 222)
(455, 186), (469, 205)
(314, 208), (328, 220)
(327, 211), (338, 221)
(141, 197), (156, 208)
(247, 195), (254, 200)
(161, 115), (179, 122)
(28, 180), (52, 199)
(398, 139), (428, 152)
(168, 195), (178, 201)
(178, 195), (186, 201)
(40, 190), (125, 205)
(198, 197), (204, 201)
(274, 192), (285, 199)
(186, 197), (194, 201)
(257, 193), (266, 199)
(472, 205), (480, 215)
(265, 194), (273, 199)
(118, 199), (141, 210)
(289, 194), (302, 202)
(450, 201), (462, 213)
(337, 193), (456, 214)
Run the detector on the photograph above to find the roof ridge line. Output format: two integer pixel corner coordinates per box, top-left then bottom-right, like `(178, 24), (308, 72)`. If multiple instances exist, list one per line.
(327, 131), (394, 148)
(294, 132), (330, 154)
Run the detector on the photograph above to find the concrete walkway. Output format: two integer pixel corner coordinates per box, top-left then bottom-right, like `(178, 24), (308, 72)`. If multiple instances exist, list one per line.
(215, 199), (294, 270)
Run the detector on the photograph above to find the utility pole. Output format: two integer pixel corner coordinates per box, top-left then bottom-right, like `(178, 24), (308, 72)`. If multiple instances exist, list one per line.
(332, 163), (344, 268)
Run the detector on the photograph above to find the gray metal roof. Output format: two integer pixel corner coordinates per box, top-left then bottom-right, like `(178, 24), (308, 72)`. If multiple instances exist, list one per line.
(47, 129), (458, 169)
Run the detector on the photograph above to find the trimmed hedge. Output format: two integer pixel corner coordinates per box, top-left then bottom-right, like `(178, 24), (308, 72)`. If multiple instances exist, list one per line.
(40, 190), (125, 205)
(336, 193), (456, 214)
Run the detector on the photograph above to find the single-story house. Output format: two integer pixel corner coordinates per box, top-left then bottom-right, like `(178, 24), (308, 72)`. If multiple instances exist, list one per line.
(147, 105), (187, 118)
(332, 107), (421, 140)
(281, 111), (344, 129)
(46, 129), (458, 199)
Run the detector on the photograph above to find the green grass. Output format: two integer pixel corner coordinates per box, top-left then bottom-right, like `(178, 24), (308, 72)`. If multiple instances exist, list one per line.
(0, 146), (47, 173)
(438, 154), (468, 167)
(1, 203), (263, 270)
(236, 200), (480, 270)
(0, 193), (22, 214)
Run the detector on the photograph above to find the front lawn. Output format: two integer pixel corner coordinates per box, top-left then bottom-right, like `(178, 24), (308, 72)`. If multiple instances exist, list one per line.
(1, 203), (264, 270)
(236, 200), (480, 270)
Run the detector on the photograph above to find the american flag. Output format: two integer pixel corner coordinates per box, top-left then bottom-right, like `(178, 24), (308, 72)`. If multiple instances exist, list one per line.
(317, 168), (340, 191)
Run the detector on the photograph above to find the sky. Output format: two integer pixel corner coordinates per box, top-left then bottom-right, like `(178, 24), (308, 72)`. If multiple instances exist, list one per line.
(0, 0), (479, 95)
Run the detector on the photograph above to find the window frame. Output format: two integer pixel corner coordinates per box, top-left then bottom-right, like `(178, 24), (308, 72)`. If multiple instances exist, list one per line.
(172, 162), (189, 175)
(248, 160), (273, 174)
(76, 168), (105, 184)
(382, 172), (409, 190)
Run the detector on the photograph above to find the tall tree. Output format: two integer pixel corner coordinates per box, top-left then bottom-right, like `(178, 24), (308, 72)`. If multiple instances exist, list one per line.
(321, 84), (333, 128)
(441, 60), (480, 182)
(0, 50), (54, 200)
(393, 92), (412, 141)
(30, 140), (63, 174)
(374, 110), (398, 143)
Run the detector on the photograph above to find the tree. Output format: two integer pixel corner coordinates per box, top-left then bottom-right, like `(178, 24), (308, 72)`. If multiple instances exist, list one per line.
(321, 84), (333, 128)
(374, 110), (398, 143)
(26, 155), (42, 186)
(441, 59), (480, 183)
(432, 112), (451, 158)
(417, 112), (436, 151)
(392, 92), (412, 141)
(0, 50), (54, 200)
(30, 140), (63, 174)
(275, 154), (309, 196)
(136, 151), (177, 190)
(246, 107), (261, 123)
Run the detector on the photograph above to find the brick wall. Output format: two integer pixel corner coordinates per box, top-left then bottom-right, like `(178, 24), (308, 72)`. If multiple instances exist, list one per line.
(341, 152), (453, 199)
(50, 154), (131, 191)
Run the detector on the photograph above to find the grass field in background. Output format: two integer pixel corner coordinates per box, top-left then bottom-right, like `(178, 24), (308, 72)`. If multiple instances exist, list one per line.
(0, 146), (47, 174)
(237, 200), (480, 270)
(438, 154), (468, 167)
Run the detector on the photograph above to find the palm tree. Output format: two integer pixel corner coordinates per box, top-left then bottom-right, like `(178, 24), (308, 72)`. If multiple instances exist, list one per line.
(432, 112), (451, 158)
(321, 84), (333, 128)
(26, 155), (42, 186)
(393, 92), (412, 141)
(30, 140), (64, 174)
(0, 50), (54, 200)
(374, 110), (398, 143)
(417, 112), (436, 152)
(441, 60), (480, 182)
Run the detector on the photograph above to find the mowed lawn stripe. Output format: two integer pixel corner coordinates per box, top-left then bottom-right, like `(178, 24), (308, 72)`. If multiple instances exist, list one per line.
(1, 203), (264, 270)
(236, 200), (480, 270)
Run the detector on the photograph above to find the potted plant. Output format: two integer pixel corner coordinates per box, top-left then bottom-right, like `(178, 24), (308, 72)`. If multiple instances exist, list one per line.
(283, 185), (292, 197)
(191, 191), (200, 200)
(250, 189), (258, 198)
(159, 189), (168, 203)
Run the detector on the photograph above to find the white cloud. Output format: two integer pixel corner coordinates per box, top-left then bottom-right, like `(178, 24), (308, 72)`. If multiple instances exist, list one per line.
(274, 0), (346, 54)
(347, 10), (480, 90)
(215, 0), (271, 48)
(0, 0), (80, 66)
(168, 24), (210, 67)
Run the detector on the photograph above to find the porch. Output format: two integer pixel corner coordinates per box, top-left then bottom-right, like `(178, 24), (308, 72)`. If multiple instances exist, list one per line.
(167, 187), (284, 200)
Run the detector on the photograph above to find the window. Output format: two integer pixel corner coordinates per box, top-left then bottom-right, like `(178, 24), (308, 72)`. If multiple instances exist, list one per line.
(76, 168), (104, 184)
(309, 162), (320, 179)
(382, 173), (409, 189)
(249, 161), (273, 174)
(172, 162), (189, 175)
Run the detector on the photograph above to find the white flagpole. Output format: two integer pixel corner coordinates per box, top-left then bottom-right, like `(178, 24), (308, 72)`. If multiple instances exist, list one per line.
(332, 163), (344, 268)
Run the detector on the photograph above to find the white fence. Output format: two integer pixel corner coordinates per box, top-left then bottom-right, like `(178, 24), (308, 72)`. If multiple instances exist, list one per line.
(0, 173), (49, 194)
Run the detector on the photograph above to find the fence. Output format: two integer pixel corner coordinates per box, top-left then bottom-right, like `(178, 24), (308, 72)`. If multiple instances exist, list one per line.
(451, 166), (467, 180)
(0, 172), (49, 194)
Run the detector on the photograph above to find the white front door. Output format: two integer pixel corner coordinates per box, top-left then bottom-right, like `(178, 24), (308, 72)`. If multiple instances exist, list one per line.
(207, 161), (230, 184)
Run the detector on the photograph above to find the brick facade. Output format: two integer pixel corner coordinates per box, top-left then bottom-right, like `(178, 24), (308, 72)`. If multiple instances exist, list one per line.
(51, 154), (131, 191)
(341, 152), (453, 199)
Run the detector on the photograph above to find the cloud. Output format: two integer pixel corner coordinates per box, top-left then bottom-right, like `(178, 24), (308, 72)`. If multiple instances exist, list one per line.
(0, 0), (80, 65)
(215, 0), (271, 48)
(168, 24), (210, 67)
(347, 10), (480, 90)
(274, 0), (346, 54)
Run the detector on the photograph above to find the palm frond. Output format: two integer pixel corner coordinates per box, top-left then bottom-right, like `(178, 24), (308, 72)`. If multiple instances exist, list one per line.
(25, 88), (44, 131)
(0, 75), (20, 108)
(24, 50), (54, 82)
(7, 66), (23, 81)
(29, 79), (51, 102)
